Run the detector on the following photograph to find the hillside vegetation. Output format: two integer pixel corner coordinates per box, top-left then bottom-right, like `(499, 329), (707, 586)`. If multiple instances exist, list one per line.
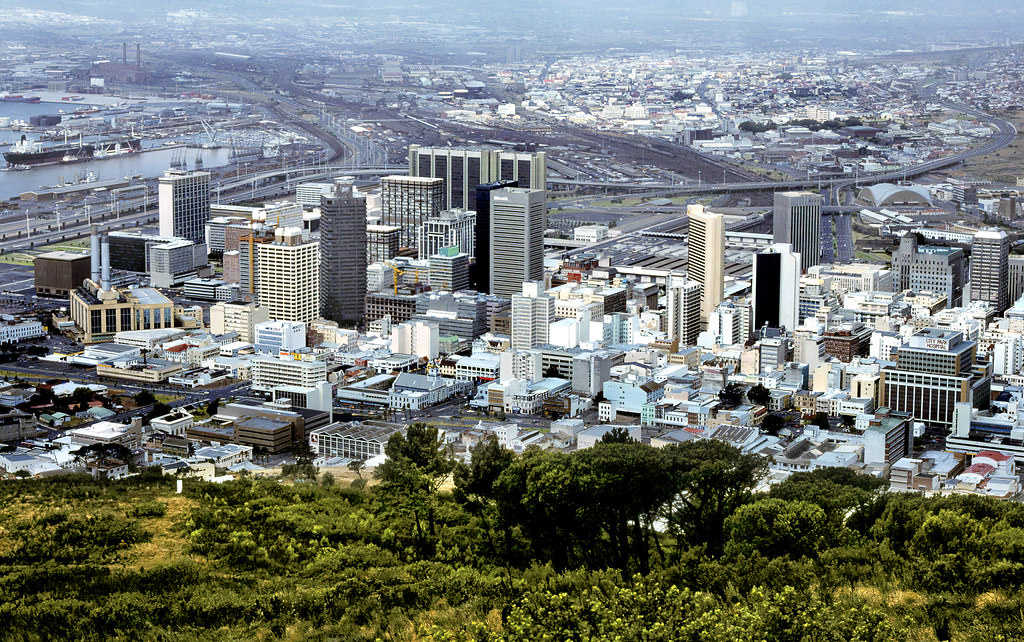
(1, 426), (1023, 640)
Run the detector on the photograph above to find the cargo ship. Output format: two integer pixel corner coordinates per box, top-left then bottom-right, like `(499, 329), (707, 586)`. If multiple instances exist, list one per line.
(0, 94), (41, 103)
(3, 134), (142, 166)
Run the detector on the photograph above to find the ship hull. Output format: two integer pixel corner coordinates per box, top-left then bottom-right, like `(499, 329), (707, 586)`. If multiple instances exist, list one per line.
(3, 137), (141, 165)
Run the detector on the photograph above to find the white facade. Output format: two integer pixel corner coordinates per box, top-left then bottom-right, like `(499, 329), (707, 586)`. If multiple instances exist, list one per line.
(418, 209), (475, 258)
(0, 319), (46, 343)
(254, 320), (307, 353)
(549, 318), (580, 349)
(511, 281), (554, 351)
(687, 205), (724, 322)
(993, 334), (1024, 377)
(209, 301), (270, 343)
(251, 355), (328, 392)
(158, 169), (211, 245)
(391, 320), (440, 359)
(665, 274), (702, 346)
(573, 225), (609, 243)
(256, 227), (320, 324)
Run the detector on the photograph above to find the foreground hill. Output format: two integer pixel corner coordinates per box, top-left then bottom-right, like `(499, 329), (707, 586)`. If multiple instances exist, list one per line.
(1, 435), (1023, 640)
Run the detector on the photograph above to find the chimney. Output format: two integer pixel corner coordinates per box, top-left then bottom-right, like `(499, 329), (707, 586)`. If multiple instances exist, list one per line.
(123, 42), (127, 65)
(101, 236), (111, 291)
(136, 43), (141, 69)
(90, 225), (101, 284)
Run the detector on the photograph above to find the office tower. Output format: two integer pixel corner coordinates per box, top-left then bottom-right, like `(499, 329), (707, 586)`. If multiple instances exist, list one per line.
(891, 235), (965, 307)
(773, 191), (822, 273)
(971, 228), (1010, 313)
(511, 281), (554, 351)
(296, 182), (333, 208)
(257, 227), (319, 324)
(473, 179), (518, 292)
(320, 181), (367, 326)
(209, 301), (269, 343)
(419, 209), (476, 260)
(881, 329), (989, 429)
(665, 273), (702, 347)
(709, 299), (750, 346)
(490, 187), (546, 298)
(686, 204), (724, 324)
(429, 246), (470, 292)
(367, 225), (402, 264)
(158, 169), (211, 244)
(238, 226), (275, 298)
(1009, 256), (1024, 306)
(751, 243), (801, 332)
(408, 146), (547, 210)
(380, 176), (443, 249)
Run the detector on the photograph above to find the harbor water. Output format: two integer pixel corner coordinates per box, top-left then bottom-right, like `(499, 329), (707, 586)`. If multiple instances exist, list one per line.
(0, 99), (236, 199)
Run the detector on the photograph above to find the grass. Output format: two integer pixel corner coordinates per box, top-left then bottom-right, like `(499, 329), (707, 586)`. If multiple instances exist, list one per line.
(960, 109), (1024, 184)
(154, 394), (183, 405)
(0, 253), (34, 266)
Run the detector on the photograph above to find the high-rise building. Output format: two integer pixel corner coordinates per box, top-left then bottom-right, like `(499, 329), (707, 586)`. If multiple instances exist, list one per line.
(257, 228), (319, 324)
(709, 299), (750, 346)
(490, 187), (546, 298)
(380, 176), (443, 250)
(418, 208), (476, 259)
(511, 281), (553, 351)
(971, 228), (1010, 313)
(319, 181), (367, 326)
(665, 274), (702, 347)
(238, 226), (275, 299)
(473, 179), (518, 292)
(891, 235), (965, 307)
(1009, 256), (1024, 306)
(209, 301), (269, 343)
(881, 328), (990, 429)
(408, 146), (546, 210)
(429, 246), (470, 292)
(158, 169), (210, 244)
(686, 204), (724, 324)
(752, 243), (801, 332)
(367, 225), (402, 264)
(773, 191), (822, 273)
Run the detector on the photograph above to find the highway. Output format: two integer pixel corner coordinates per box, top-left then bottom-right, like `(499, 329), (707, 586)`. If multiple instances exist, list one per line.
(0, 164), (403, 254)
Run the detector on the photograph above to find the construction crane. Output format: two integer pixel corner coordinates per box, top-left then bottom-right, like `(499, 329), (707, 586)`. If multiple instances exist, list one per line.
(385, 262), (404, 294)
(385, 261), (422, 294)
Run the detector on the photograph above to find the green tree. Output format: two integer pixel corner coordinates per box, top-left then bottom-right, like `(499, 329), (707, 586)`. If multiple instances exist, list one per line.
(761, 413), (785, 436)
(207, 396), (220, 415)
(134, 390), (155, 406)
(809, 411), (831, 431)
(374, 423), (455, 557)
(662, 440), (769, 557)
(493, 449), (601, 570)
(600, 426), (636, 444)
(718, 382), (744, 407)
(453, 435), (513, 511)
(578, 442), (677, 574)
(725, 498), (834, 559)
(746, 384), (771, 407)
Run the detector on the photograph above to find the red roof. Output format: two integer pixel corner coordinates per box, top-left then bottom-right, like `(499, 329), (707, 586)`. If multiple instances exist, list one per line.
(976, 450), (1012, 462)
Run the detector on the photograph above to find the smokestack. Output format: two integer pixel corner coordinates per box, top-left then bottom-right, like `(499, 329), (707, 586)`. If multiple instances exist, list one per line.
(101, 236), (111, 291)
(136, 43), (141, 68)
(123, 42), (127, 65)
(90, 225), (101, 284)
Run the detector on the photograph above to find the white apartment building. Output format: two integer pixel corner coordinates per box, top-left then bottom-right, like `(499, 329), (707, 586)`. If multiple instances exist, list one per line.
(209, 301), (269, 343)
(251, 355), (328, 393)
(256, 227), (319, 324)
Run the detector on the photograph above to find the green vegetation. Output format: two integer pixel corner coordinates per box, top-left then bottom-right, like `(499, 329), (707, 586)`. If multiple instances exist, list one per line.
(2, 430), (1024, 640)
